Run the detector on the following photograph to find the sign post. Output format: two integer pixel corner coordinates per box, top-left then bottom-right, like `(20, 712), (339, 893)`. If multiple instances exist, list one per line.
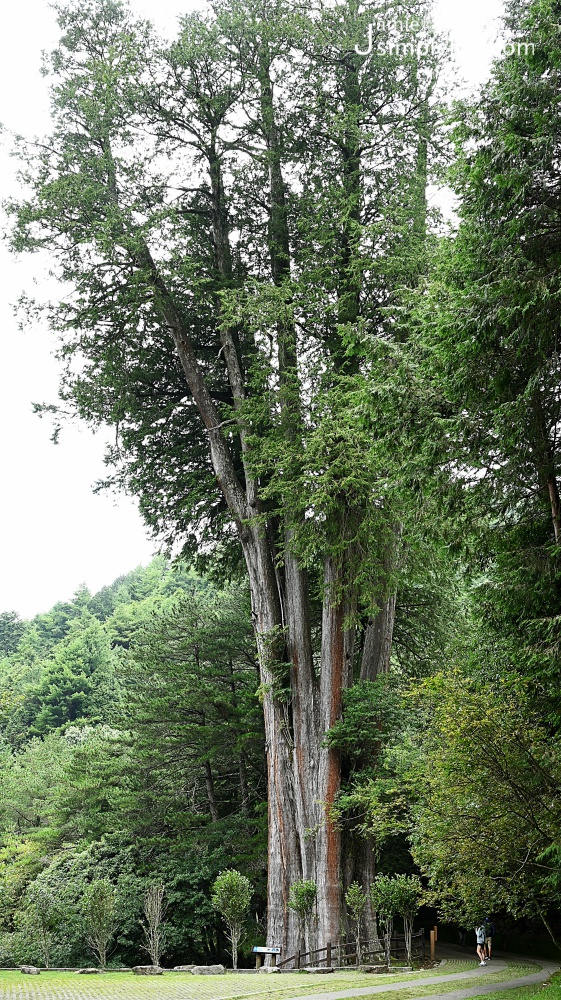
(252, 946), (281, 970)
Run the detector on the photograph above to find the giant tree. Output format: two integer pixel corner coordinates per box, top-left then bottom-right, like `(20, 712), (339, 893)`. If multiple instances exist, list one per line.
(8, 0), (444, 952)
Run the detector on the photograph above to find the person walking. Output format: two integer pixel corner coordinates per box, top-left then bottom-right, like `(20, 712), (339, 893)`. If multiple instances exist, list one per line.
(484, 918), (495, 960)
(475, 923), (487, 965)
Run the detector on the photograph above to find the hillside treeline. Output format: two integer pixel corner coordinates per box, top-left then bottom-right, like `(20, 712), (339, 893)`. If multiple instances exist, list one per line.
(0, 560), (266, 966)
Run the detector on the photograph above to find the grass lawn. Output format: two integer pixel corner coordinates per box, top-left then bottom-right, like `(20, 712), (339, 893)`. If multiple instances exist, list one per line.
(469, 971), (561, 1000)
(0, 959), (544, 1000)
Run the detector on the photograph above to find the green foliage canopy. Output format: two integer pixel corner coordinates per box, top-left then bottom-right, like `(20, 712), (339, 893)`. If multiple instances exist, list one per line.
(211, 870), (253, 969)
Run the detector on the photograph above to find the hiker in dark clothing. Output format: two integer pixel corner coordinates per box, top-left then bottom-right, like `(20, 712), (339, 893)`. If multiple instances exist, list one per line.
(484, 918), (495, 959)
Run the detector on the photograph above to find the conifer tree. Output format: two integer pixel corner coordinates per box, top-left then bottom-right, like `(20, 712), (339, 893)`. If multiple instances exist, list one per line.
(8, 0), (445, 951)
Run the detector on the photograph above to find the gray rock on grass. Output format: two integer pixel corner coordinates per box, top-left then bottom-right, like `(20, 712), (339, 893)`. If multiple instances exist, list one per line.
(20, 966), (41, 975)
(76, 968), (104, 974)
(190, 964), (225, 975)
(132, 965), (164, 975)
(174, 965), (196, 971)
(305, 967), (335, 974)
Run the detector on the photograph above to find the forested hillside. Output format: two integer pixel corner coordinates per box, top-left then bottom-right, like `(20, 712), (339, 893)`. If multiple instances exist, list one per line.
(0, 559), (267, 967)
(4, 0), (561, 970)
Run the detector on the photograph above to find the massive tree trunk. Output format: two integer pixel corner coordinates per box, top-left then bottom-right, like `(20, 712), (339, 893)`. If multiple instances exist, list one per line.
(172, 23), (415, 959)
(257, 43), (348, 954)
(242, 530), (302, 956)
(314, 558), (348, 947)
(246, 541), (353, 958)
(360, 596), (397, 680)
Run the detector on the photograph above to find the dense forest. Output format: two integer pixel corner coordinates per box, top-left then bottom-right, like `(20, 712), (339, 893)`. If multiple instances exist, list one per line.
(0, 560), (267, 966)
(3, 0), (561, 970)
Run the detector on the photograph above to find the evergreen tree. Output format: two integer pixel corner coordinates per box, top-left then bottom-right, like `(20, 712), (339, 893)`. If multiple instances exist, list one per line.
(416, 0), (561, 717)
(8, 0), (447, 949)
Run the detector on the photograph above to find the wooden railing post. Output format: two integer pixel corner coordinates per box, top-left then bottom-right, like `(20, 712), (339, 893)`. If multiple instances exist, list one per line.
(430, 929), (435, 962)
(326, 942), (332, 967)
(297, 950), (301, 970)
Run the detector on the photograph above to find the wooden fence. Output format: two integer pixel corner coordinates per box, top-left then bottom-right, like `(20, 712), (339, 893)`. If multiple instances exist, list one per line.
(276, 929), (425, 970)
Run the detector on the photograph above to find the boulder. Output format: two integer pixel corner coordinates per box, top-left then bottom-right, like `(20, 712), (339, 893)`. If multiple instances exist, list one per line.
(76, 968), (104, 974)
(132, 966), (164, 975)
(258, 966), (280, 973)
(20, 966), (41, 975)
(174, 965), (196, 971)
(358, 965), (386, 973)
(190, 965), (226, 975)
(304, 967), (335, 974)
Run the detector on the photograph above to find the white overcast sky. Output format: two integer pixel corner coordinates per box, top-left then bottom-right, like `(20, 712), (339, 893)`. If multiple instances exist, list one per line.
(0, 0), (504, 618)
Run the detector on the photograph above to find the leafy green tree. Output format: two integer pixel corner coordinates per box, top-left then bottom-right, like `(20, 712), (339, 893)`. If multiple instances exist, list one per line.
(83, 878), (117, 968)
(406, 671), (561, 943)
(370, 875), (400, 966)
(87, 559), (175, 622)
(326, 673), (413, 940)
(325, 680), (404, 771)
(211, 869), (253, 969)
(17, 884), (62, 969)
(32, 592), (92, 653)
(122, 585), (263, 829)
(0, 614), (26, 658)
(394, 3), (561, 950)
(414, 0), (561, 717)
(288, 879), (318, 957)
(28, 616), (116, 734)
(392, 875), (421, 965)
(0, 835), (45, 936)
(43, 585), (264, 864)
(0, 731), (72, 836)
(345, 882), (367, 965)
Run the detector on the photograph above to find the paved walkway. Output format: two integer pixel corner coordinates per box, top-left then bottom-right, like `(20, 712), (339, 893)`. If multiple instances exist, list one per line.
(284, 958), (559, 1000)
(282, 949), (560, 1000)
